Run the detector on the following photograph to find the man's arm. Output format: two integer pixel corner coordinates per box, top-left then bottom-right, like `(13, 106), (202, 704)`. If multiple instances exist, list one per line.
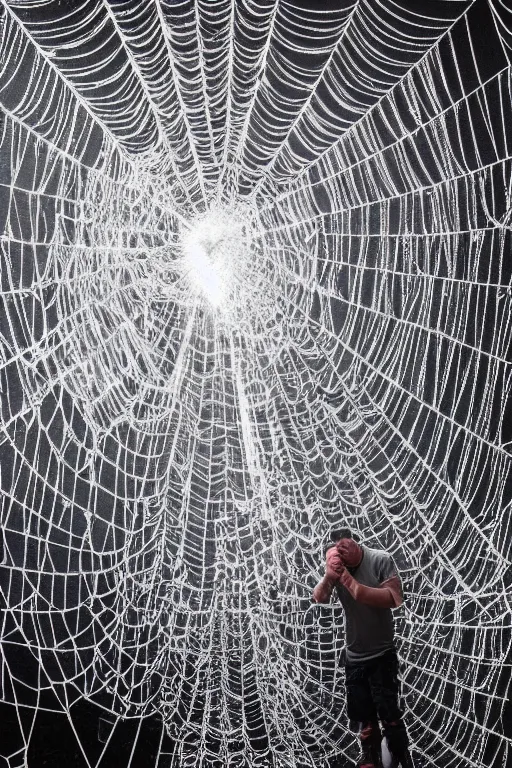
(312, 546), (344, 603)
(312, 576), (335, 603)
(338, 568), (403, 608)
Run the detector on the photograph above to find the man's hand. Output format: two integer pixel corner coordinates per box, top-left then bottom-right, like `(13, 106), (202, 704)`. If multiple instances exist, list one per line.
(335, 538), (363, 568)
(325, 546), (345, 582)
(312, 546), (345, 603)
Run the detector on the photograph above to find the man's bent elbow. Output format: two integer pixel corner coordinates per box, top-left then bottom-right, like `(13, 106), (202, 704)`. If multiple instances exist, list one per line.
(381, 576), (403, 608)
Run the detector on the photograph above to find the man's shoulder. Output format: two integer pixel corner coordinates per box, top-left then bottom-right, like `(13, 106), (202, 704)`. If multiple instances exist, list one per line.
(363, 546), (393, 565)
(361, 547), (397, 580)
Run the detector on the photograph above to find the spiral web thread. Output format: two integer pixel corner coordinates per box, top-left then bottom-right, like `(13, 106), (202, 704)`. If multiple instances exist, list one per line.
(0, 1), (511, 766)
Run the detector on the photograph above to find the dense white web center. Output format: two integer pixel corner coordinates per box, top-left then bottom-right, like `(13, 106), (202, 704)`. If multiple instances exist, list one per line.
(181, 212), (242, 308)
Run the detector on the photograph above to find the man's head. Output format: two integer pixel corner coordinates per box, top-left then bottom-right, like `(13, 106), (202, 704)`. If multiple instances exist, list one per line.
(330, 528), (363, 568)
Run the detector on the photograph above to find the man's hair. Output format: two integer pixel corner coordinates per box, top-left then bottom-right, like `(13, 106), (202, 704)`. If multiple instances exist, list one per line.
(330, 528), (359, 543)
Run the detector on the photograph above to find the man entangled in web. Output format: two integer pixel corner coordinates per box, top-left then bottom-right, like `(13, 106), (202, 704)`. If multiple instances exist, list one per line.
(313, 530), (414, 768)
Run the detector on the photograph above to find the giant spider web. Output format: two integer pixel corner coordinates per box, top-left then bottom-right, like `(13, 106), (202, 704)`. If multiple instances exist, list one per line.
(0, 1), (511, 766)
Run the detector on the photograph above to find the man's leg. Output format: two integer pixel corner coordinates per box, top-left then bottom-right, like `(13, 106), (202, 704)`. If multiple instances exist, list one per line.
(359, 720), (383, 768)
(345, 661), (382, 768)
(368, 651), (413, 768)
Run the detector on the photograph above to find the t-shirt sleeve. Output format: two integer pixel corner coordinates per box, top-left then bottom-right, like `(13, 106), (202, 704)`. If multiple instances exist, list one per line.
(378, 554), (403, 607)
(379, 554), (398, 583)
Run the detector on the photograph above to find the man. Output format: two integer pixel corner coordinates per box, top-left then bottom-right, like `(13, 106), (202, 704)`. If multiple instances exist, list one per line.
(313, 530), (413, 768)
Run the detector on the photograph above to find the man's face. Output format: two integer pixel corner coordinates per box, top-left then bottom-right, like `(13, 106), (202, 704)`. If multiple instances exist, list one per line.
(336, 538), (362, 568)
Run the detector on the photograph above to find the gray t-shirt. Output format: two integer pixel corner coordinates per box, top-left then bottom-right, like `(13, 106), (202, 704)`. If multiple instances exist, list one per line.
(335, 546), (400, 662)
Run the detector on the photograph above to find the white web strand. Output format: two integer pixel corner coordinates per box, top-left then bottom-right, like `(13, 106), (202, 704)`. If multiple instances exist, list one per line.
(0, 1), (511, 768)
